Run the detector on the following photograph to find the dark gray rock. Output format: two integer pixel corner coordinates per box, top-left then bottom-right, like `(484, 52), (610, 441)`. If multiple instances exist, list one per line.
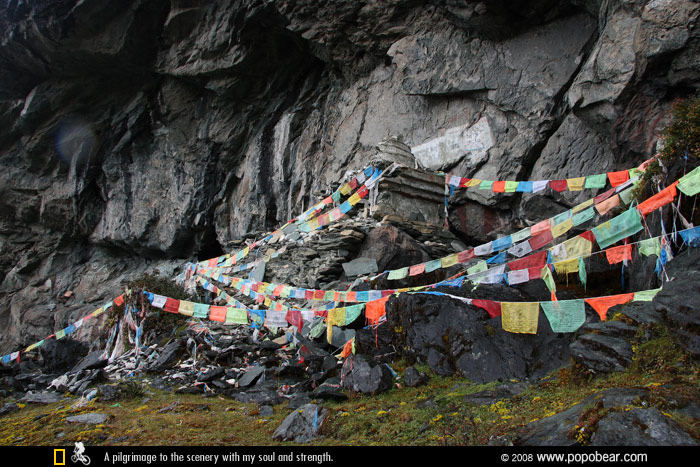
(229, 388), (286, 406)
(272, 403), (328, 443)
(515, 388), (648, 446)
(386, 291), (573, 383)
(149, 340), (185, 372)
(311, 379), (347, 401)
(237, 366), (265, 388)
(463, 382), (530, 406)
(0, 402), (20, 417)
(403, 366), (429, 388)
(70, 350), (109, 374)
(196, 367), (225, 383)
(592, 408), (698, 446)
(341, 354), (393, 395)
(341, 258), (378, 277)
(39, 339), (89, 373)
(570, 334), (634, 374)
(21, 391), (64, 404)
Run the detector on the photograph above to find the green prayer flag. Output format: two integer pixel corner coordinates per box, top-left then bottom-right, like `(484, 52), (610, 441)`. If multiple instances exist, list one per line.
(633, 288), (662, 302)
(638, 237), (661, 257)
(552, 210), (572, 225)
(225, 308), (248, 325)
(591, 206), (643, 249)
(344, 304), (364, 325)
(467, 260), (488, 275)
(678, 165), (700, 196)
(618, 187), (635, 205)
(388, 267), (409, 280)
(541, 265), (556, 293)
(541, 300), (585, 333)
(425, 259), (443, 273)
(585, 173), (607, 189)
(505, 181), (519, 192)
(511, 227), (531, 243)
(478, 180), (494, 191)
(193, 303), (210, 319)
(578, 257), (587, 289)
(572, 207), (595, 226)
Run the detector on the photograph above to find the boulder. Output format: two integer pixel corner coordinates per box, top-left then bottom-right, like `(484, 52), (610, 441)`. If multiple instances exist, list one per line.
(341, 354), (393, 395)
(237, 366), (265, 388)
(39, 338), (89, 373)
(148, 339), (185, 372)
(272, 403), (328, 443)
(592, 408), (698, 446)
(386, 291), (573, 383)
(403, 366), (429, 388)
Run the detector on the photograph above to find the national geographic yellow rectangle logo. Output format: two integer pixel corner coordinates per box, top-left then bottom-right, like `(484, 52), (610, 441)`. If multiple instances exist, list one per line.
(54, 449), (66, 465)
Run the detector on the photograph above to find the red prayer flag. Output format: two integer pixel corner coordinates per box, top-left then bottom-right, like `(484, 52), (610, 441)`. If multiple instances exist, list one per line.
(457, 249), (475, 263)
(472, 299), (502, 318)
(508, 250), (548, 271)
(580, 230), (596, 244)
(529, 229), (554, 250)
(163, 298), (180, 314)
(549, 180), (567, 192)
(594, 187), (616, 204)
(527, 266), (543, 279)
(286, 310), (303, 330)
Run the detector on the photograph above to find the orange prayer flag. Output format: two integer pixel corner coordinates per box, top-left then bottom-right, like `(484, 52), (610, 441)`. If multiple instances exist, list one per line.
(605, 244), (633, 265)
(340, 339), (354, 358)
(209, 306), (227, 322)
(607, 170), (630, 187)
(637, 182), (678, 217)
(595, 194), (620, 215)
(492, 181), (506, 193)
(113, 294), (125, 307)
(585, 293), (634, 321)
(365, 296), (390, 324)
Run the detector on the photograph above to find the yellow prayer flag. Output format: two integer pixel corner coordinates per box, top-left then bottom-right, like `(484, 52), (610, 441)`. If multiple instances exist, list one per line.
(551, 218), (573, 238)
(441, 253), (459, 268)
(554, 258), (579, 275)
(501, 302), (539, 334)
(465, 178), (482, 187)
(572, 198), (594, 214)
(563, 235), (593, 258)
(178, 300), (195, 316)
(567, 177), (586, 191)
(339, 183), (351, 195)
(348, 193), (361, 205)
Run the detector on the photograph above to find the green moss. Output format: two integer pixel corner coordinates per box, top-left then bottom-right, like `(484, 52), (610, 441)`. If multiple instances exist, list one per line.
(636, 91), (700, 200)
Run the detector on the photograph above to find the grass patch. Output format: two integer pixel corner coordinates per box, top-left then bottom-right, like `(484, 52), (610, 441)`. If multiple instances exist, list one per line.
(1, 347), (698, 446)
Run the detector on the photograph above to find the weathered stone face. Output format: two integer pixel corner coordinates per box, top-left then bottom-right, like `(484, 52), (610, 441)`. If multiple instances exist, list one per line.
(2, 0), (700, 352)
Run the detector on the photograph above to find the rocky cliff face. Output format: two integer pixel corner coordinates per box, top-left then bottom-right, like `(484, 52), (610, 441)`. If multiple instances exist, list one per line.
(1, 0), (699, 353)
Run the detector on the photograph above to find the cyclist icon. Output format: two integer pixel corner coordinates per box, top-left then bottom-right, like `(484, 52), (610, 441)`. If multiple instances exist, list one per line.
(71, 442), (91, 465)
